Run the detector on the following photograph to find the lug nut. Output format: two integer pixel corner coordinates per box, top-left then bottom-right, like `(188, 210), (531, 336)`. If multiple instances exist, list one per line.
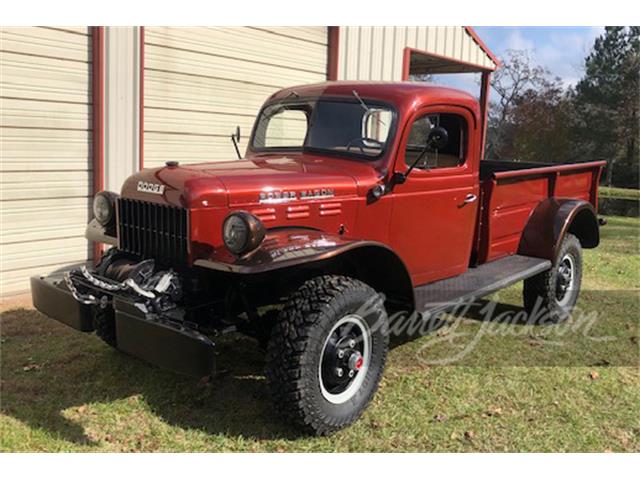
(348, 339), (356, 348)
(336, 368), (344, 377)
(337, 349), (345, 359)
(348, 370), (355, 378)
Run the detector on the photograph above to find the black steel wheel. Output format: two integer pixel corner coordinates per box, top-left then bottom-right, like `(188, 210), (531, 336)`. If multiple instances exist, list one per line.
(265, 275), (388, 435)
(523, 233), (583, 323)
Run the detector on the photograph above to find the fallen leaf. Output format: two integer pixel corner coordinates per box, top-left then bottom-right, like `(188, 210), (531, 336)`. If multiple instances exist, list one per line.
(77, 405), (87, 414)
(589, 371), (600, 380)
(464, 430), (476, 441)
(22, 363), (41, 372)
(485, 406), (503, 417)
(434, 414), (448, 422)
(370, 419), (386, 429)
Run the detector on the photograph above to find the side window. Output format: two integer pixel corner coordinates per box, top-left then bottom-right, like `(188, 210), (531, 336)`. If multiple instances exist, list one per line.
(404, 113), (467, 170)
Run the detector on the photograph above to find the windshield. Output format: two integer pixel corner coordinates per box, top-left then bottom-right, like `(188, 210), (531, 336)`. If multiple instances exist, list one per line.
(251, 98), (394, 159)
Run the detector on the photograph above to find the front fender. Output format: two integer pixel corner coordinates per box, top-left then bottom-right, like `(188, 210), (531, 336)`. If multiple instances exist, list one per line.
(195, 228), (393, 274)
(195, 228), (415, 309)
(519, 198), (599, 260)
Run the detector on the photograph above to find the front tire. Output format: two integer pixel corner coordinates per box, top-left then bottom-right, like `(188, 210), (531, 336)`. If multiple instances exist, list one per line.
(523, 233), (583, 323)
(265, 275), (389, 435)
(93, 306), (117, 348)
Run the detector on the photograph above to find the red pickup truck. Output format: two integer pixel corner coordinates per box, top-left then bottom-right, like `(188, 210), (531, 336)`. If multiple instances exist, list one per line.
(31, 82), (605, 435)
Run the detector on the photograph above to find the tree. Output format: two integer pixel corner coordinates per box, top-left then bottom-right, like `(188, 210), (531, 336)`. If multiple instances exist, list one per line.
(510, 77), (574, 164)
(572, 27), (639, 188)
(486, 50), (550, 159)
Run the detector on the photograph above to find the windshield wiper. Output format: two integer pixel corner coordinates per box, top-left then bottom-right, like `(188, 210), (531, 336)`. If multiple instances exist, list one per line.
(352, 89), (387, 127)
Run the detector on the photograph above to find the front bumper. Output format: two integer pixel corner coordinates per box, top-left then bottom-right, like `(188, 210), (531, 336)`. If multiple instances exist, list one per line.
(30, 273), (215, 378)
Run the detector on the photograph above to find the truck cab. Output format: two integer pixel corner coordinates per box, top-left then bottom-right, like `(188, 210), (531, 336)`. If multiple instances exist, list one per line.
(31, 81), (605, 436)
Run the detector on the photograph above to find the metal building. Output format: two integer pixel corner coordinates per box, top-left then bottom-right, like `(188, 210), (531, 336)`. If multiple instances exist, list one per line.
(0, 26), (499, 296)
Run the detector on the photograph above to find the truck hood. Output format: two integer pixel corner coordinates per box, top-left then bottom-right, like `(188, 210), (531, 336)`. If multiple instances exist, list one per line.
(120, 154), (383, 208)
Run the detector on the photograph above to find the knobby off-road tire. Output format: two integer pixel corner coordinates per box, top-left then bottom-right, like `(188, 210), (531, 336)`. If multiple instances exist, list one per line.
(523, 233), (583, 323)
(93, 307), (117, 348)
(265, 275), (389, 435)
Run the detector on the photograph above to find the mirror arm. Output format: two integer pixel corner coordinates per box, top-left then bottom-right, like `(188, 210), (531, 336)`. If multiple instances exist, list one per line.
(231, 135), (242, 159)
(403, 145), (430, 178)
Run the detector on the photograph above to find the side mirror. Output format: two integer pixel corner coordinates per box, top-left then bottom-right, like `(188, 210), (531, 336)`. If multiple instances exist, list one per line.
(427, 126), (448, 150)
(231, 126), (242, 159)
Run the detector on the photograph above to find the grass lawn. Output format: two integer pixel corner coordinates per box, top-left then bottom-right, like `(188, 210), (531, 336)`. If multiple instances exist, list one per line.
(599, 186), (640, 200)
(1, 216), (638, 452)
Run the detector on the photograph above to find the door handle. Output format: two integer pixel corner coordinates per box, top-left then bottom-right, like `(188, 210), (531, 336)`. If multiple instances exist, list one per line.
(464, 194), (477, 204)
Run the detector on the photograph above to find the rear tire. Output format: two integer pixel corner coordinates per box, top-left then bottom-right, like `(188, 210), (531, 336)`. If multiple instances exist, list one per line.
(523, 233), (583, 323)
(265, 275), (389, 435)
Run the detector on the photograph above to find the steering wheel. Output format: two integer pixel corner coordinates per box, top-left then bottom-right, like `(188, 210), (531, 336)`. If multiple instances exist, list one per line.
(345, 137), (384, 154)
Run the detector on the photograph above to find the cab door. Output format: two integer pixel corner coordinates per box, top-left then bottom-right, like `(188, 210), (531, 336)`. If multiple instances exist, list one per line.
(388, 106), (480, 286)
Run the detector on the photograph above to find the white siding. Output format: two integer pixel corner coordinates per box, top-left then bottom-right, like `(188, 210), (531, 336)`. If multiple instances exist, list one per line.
(0, 27), (93, 295)
(337, 26), (496, 81)
(143, 27), (328, 167)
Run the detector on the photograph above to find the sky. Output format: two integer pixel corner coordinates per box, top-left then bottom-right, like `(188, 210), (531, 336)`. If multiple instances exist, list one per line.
(430, 26), (605, 98)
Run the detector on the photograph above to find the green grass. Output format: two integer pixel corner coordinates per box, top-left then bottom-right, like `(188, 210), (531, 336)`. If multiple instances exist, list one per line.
(1, 216), (638, 452)
(600, 186), (640, 200)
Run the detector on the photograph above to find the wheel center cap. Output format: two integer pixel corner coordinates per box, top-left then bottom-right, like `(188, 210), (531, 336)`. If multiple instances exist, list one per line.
(348, 352), (364, 371)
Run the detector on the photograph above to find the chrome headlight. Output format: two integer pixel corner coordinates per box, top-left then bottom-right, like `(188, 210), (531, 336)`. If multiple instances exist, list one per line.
(93, 191), (117, 226)
(222, 211), (265, 255)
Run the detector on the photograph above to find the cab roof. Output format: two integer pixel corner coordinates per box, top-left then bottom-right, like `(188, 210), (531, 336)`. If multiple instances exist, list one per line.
(268, 81), (480, 118)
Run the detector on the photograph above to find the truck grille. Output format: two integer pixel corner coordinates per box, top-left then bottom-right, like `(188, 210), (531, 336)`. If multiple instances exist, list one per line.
(117, 198), (189, 264)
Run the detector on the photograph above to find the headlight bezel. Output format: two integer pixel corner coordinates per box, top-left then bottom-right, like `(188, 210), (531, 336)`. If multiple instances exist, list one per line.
(93, 191), (117, 226)
(222, 211), (266, 255)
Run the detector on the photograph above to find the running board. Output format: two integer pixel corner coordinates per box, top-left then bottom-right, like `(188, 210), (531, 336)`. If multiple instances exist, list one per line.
(414, 255), (551, 316)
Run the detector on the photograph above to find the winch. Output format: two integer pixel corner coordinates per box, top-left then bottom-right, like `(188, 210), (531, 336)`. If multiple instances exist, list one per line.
(64, 248), (183, 315)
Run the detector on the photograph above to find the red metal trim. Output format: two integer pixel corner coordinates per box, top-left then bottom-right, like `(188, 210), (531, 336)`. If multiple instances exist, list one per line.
(401, 47), (411, 80)
(91, 26), (105, 264)
(492, 161), (607, 181)
(479, 71), (491, 158)
(327, 26), (339, 80)
(464, 26), (502, 68)
(401, 46), (496, 76)
(139, 26), (145, 169)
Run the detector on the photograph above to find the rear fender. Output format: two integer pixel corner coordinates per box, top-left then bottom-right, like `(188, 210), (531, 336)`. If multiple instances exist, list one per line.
(519, 198), (599, 261)
(194, 228), (415, 310)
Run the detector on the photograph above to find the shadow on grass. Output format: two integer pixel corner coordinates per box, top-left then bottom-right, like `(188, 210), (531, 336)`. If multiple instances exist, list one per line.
(463, 299), (531, 325)
(1, 309), (305, 446)
(0, 299), (598, 447)
(387, 299), (529, 350)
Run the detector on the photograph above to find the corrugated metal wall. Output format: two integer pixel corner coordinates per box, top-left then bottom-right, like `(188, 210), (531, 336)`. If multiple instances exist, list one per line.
(0, 27), (93, 295)
(338, 26), (495, 80)
(143, 27), (328, 167)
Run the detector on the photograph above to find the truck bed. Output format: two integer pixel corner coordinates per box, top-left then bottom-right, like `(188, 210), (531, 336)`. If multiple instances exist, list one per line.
(475, 159), (606, 264)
